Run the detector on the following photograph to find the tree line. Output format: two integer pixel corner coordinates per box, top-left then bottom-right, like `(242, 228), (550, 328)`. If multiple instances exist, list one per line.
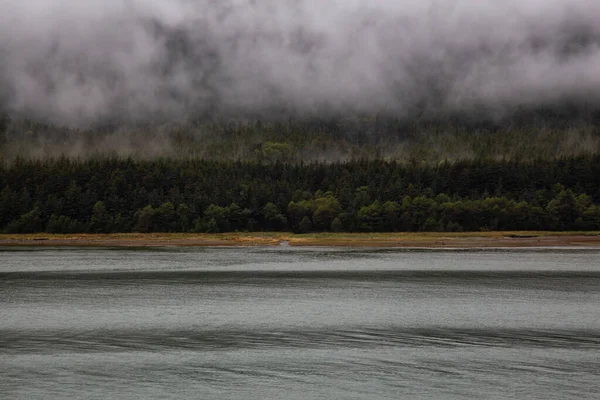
(2, 112), (600, 162)
(1, 155), (600, 233)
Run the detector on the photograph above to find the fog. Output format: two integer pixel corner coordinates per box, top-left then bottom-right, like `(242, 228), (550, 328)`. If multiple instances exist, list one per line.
(1, 0), (599, 126)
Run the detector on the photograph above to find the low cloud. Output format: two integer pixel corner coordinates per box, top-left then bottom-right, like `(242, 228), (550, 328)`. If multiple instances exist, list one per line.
(0, 0), (599, 126)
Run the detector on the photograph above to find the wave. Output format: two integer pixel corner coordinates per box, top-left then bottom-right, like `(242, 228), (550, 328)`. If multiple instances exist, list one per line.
(3, 327), (599, 355)
(4, 269), (600, 280)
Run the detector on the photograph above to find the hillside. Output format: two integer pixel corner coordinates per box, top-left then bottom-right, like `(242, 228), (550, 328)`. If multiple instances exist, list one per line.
(2, 107), (600, 162)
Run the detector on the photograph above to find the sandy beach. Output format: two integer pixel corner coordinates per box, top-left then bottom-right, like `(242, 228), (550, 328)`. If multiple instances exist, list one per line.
(1, 232), (600, 248)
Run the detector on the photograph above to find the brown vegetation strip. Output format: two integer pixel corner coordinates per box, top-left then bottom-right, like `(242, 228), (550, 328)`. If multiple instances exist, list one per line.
(1, 233), (600, 248)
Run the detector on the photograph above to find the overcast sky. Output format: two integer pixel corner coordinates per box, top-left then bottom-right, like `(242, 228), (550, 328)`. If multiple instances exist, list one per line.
(1, 0), (599, 126)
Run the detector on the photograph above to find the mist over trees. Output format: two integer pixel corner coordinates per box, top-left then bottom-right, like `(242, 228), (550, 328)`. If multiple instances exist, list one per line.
(2, 108), (600, 161)
(1, 1), (600, 160)
(1, 1), (600, 234)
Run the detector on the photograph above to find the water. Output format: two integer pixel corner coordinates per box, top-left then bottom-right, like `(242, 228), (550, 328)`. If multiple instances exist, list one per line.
(2, 247), (600, 399)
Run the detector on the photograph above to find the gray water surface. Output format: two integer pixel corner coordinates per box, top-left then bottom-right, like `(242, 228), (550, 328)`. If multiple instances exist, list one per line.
(1, 247), (600, 399)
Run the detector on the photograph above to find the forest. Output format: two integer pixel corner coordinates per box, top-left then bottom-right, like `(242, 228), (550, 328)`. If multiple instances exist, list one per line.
(2, 0), (600, 234)
(2, 106), (600, 234)
(2, 106), (600, 162)
(1, 155), (600, 234)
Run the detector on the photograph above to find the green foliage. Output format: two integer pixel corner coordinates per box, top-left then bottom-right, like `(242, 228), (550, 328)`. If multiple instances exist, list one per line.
(287, 200), (313, 232)
(6, 207), (44, 233)
(133, 202), (186, 232)
(257, 142), (295, 163)
(89, 201), (111, 233)
(3, 114), (600, 162)
(262, 202), (287, 231)
(298, 216), (313, 233)
(46, 214), (86, 234)
(357, 201), (383, 232)
(194, 203), (253, 233)
(312, 193), (341, 231)
(331, 216), (343, 232)
(1, 155), (600, 233)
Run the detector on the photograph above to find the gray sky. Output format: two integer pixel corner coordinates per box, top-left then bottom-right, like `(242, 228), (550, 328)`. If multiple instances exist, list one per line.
(1, 0), (599, 126)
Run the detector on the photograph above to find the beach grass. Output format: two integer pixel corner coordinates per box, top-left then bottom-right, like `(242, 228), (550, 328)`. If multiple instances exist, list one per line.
(1, 231), (599, 248)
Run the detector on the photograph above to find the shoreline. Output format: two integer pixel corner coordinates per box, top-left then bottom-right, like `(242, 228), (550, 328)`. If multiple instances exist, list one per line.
(1, 232), (600, 248)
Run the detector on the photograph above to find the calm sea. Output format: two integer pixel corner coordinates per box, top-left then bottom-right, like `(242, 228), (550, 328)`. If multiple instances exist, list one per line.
(2, 247), (600, 399)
